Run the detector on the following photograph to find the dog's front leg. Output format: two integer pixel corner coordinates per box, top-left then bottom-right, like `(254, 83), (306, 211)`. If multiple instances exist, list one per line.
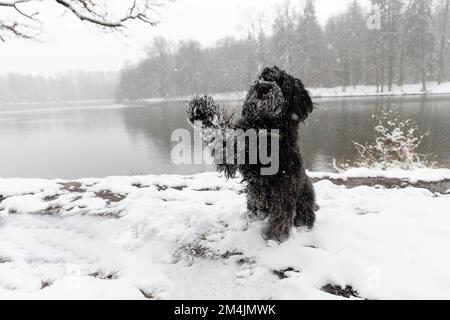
(187, 96), (239, 178)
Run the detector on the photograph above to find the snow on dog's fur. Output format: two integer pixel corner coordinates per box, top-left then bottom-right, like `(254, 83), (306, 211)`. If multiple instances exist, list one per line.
(187, 66), (317, 241)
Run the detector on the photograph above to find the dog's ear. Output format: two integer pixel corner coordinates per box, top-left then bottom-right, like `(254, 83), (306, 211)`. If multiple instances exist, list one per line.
(292, 79), (314, 122)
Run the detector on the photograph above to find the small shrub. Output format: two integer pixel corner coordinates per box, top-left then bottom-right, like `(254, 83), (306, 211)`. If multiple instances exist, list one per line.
(344, 106), (435, 170)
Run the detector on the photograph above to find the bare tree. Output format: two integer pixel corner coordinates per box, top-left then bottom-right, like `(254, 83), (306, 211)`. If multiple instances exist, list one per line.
(271, 1), (295, 72)
(385, 0), (403, 91)
(0, 0), (163, 41)
(399, 0), (415, 89)
(244, 12), (268, 73)
(438, 0), (450, 84)
(294, 0), (324, 87)
(401, 0), (434, 91)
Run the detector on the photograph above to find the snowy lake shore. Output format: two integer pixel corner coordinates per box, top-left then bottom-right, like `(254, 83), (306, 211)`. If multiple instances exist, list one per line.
(139, 81), (450, 104)
(2, 82), (450, 108)
(1, 169), (450, 300)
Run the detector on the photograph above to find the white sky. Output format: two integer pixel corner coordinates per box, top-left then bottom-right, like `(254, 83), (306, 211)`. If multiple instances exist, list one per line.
(0, 0), (369, 76)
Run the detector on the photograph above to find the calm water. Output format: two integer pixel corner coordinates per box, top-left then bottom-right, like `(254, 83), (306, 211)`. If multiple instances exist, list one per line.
(1, 96), (449, 179)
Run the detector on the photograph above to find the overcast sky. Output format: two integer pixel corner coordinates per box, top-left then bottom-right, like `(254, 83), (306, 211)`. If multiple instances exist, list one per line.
(0, 0), (369, 76)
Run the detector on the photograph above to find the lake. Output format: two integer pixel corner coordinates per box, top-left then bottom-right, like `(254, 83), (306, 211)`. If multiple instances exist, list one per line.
(1, 96), (449, 179)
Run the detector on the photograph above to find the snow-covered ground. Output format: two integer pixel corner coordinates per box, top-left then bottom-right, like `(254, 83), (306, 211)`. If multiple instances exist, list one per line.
(1, 170), (450, 300)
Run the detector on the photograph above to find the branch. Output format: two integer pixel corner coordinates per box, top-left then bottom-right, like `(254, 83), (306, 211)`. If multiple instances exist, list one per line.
(54, 0), (160, 28)
(0, 0), (31, 5)
(0, 0), (162, 41)
(0, 0), (39, 21)
(0, 20), (35, 41)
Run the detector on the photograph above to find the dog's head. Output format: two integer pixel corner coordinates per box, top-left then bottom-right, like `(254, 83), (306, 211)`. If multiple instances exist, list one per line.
(242, 66), (314, 128)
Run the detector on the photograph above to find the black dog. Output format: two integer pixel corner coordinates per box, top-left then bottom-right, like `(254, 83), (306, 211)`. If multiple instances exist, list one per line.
(187, 66), (317, 242)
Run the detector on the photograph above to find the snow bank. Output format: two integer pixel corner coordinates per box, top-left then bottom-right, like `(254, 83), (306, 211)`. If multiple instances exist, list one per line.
(1, 171), (450, 300)
(138, 82), (450, 104)
(309, 168), (450, 183)
(310, 82), (450, 98)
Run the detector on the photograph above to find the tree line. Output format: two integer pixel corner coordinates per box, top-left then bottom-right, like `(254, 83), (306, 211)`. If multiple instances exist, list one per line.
(0, 72), (118, 104)
(117, 0), (450, 100)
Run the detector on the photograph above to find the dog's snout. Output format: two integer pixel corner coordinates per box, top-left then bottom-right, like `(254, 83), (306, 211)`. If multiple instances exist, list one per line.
(255, 82), (272, 98)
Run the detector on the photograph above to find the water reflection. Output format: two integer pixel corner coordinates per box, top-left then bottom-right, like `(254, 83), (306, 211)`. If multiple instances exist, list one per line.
(302, 96), (450, 171)
(0, 96), (449, 179)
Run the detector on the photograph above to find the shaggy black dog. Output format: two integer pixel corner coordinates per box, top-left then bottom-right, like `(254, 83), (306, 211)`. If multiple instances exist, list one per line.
(187, 66), (317, 242)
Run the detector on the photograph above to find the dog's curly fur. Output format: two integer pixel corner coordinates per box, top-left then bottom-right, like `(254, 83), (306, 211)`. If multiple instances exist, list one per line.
(187, 66), (317, 242)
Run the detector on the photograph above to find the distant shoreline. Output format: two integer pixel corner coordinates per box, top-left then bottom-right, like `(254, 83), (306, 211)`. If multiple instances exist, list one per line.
(0, 99), (114, 109)
(2, 82), (450, 106)
(135, 81), (450, 104)
(312, 91), (450, 100)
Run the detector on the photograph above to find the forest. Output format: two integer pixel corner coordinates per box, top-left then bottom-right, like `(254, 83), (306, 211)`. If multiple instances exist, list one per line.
(0, 71), (118, 104)
(116, 0), (450, 100)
